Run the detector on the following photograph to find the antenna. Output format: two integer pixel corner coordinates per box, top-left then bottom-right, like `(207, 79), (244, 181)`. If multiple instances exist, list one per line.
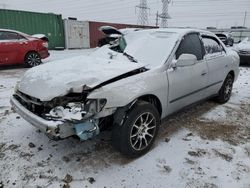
(159, 0), (171, 28)
(136, 0), (150, 26)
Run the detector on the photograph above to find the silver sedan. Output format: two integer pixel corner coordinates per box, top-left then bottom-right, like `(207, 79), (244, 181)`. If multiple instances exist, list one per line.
(11, 27), (240, 157)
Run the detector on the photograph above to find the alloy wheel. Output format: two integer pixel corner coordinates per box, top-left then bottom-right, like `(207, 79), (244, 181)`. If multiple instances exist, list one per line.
(130, 112), (157, 151)
(27, 53), (41, 67)
(224, 78), (233, 101)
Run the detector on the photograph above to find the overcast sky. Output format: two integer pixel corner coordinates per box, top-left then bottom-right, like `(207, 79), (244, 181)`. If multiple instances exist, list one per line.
(0, 0), (250, 28)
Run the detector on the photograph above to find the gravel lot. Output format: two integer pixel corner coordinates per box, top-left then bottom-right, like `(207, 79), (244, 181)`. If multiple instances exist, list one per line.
(0, 50), (250, 188)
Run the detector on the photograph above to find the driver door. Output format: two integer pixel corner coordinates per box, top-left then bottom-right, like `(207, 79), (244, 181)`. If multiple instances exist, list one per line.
(0, 31), (26, 65)
(166, 33), (208, 115)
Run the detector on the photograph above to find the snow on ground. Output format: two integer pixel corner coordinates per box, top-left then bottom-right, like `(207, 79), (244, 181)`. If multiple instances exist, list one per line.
(0, 50), (250, 188)
(200, 68), (250, 122)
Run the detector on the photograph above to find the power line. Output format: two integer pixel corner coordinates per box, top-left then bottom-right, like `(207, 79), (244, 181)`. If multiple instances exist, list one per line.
(3, 0), (250, 27)
(159, 0), (171, 28)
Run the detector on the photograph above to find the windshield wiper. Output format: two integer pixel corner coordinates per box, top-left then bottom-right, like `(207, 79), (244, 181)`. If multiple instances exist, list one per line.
(123, 52), (138, 63)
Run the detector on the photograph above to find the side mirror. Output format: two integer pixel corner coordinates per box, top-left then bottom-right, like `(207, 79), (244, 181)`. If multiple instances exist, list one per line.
(176, 54), (197, 67)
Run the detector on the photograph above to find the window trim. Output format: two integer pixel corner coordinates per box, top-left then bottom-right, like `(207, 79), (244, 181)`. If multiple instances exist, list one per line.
(175, 32), (205, 61)
(201, 35), (226, 54)
(0, 31), (27, 41)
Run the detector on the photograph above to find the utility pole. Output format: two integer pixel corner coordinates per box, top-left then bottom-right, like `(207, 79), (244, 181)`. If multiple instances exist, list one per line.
(136, 0), (150, 26)
(159, 0), (171, 28)
(243, 11), (247, 27)
(156, 11), (159, 27)
(239, 11), (247, 42)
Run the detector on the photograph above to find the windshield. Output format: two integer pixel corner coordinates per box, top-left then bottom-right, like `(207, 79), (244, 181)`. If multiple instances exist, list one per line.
(123, 30), (180, 68)
(93, 29), (180, 68)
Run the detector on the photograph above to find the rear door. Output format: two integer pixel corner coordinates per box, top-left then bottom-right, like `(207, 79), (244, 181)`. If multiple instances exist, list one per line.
(201, 35), (228, 96)
(167, 33), (208, 114)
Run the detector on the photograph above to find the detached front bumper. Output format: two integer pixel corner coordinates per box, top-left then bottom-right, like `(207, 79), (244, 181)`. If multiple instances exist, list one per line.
(10, 96), (75, 139)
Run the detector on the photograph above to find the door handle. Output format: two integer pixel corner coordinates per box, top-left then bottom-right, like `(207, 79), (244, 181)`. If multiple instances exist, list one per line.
(19, 42), (28, 45)
(201, 72), (207, 76)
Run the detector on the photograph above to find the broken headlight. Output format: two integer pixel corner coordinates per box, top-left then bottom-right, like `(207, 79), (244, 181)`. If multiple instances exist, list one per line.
(85, 99), (107, 114)
(47, 102), (85, 121)
(46, 99), (107, 121)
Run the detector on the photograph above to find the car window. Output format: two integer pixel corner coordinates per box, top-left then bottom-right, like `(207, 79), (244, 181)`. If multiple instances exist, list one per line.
(176, 33), (204, 61)
(18, 35), (27, 40)
(0, 31), (23, 41)
(0, 31), (8, 40)
(202, 37), (223, 54)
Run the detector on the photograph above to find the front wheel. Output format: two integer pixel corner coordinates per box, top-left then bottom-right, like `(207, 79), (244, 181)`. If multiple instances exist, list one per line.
(216, 74), (234, 104)
(24, 52), (42, 67)
(112, 101), (160, 158)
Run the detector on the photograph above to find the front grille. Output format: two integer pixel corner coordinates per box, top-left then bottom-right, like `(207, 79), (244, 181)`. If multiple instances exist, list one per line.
(14, 91), (47, 115)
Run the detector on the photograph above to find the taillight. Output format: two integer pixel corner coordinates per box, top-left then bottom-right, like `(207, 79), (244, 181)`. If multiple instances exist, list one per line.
(42, 42), (48, 48)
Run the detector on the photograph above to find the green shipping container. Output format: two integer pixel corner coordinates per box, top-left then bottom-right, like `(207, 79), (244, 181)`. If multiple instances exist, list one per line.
(0, 9), (65, 49)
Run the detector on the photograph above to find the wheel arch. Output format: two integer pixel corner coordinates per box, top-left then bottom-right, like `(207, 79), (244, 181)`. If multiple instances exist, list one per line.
(24, 50), (39, 61)
(137, 94), (162, 117)
(112, 94), (163, 127)
(228, 70), (235, 81)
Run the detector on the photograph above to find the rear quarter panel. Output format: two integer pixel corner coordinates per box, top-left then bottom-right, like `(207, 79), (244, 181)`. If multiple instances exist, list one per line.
(19, 38), (48, 62)
(226, 48), (240, 81)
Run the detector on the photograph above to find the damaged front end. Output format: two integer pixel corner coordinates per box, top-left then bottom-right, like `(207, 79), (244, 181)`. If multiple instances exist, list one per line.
(11, 58), (148, 141)
(11, 88), (116, 141)
(44, 97), (110, 140)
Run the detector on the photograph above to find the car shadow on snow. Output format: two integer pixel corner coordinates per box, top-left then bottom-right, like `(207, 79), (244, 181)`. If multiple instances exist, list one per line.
(23, 100), (224, 169)
(1, 97), (246, 186)
(0, 64), (28, 70)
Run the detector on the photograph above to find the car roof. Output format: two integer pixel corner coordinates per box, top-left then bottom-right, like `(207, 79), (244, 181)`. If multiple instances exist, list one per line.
(0, 29), (29, 36)
(129, 27), (216, 38)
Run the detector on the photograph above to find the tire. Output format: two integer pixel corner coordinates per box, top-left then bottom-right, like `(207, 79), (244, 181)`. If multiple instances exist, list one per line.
(112, 101), (160, 158)
(215, 74), (234, 104)
(24, 52), (42, 67)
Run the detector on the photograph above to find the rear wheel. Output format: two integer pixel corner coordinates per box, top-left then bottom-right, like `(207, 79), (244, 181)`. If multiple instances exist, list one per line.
(215, 74), (234, 104)
(24, 52), (42, 67)
(112, 101), (160, 158)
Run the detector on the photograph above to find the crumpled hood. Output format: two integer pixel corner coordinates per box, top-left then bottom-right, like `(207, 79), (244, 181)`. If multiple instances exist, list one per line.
(18, 55), (145, 101)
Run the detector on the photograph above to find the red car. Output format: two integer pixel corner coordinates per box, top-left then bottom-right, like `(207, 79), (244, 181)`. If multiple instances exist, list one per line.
(0, 29), (50, 67)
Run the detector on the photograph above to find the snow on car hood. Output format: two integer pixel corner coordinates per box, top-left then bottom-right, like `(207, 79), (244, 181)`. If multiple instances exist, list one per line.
(18, 55), (145, 101)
